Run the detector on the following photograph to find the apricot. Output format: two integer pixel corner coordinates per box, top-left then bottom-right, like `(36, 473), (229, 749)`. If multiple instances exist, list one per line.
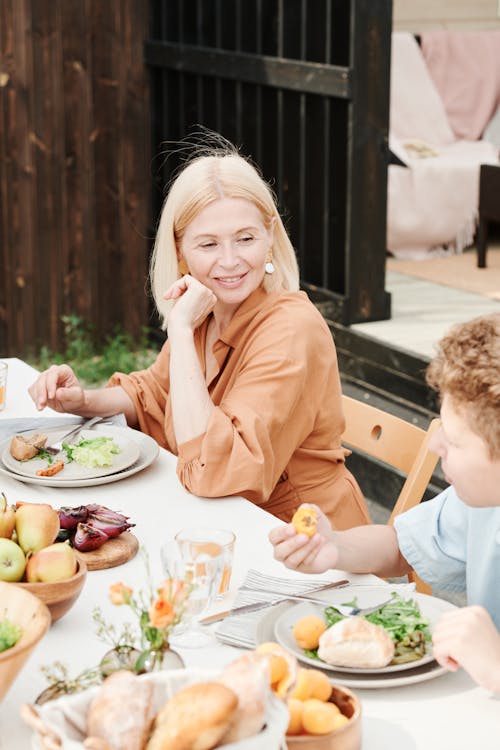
(292, 505), (318, 537)
(289, 668), (314, 701)
(302, 698), (341, 735)
(255, 642), (297, 695)
(292, 615), (327, 650)
(307, 669), (332, 701)
(286, 698), (304, 736)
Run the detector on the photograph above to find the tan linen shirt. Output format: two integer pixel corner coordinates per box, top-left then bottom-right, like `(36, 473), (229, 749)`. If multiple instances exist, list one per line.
(109, 287), (370, 530)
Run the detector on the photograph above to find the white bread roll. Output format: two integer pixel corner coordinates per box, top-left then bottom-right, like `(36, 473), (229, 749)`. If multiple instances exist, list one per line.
(318, 617), (394, 668)
(217, 652), (270, 743)
(10, 433), (47, 461)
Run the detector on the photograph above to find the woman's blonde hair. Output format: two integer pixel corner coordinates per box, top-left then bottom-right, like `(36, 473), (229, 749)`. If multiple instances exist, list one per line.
(150, 144), (299, 327)
(426, 313), (500, 459)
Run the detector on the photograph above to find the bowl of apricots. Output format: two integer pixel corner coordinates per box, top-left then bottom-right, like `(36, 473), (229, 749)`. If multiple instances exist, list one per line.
(255, 642), (361, 750)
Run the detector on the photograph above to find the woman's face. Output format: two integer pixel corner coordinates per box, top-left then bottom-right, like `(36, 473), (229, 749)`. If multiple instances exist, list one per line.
(178, 197), (274, 312)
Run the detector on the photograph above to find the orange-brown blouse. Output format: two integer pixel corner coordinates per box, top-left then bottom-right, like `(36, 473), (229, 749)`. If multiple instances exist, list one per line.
(109, 287), (370, 530)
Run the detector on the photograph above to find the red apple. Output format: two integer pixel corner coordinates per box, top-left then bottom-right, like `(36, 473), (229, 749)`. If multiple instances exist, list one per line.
(25, 541), (77, 583)
(15, 502), (60, 554)
(0, 538), (26, 582)
(0, 492), (15, 539)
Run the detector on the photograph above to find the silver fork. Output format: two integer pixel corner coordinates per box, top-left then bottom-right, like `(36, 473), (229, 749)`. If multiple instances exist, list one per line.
(330, 596), (395, 617)
(38, 416), (102, 455)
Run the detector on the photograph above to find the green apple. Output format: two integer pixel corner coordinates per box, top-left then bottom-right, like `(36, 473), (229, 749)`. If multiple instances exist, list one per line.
(15, 502), (60, 554)
(26, 541), (77, 583)
(0, 538), (26, 582)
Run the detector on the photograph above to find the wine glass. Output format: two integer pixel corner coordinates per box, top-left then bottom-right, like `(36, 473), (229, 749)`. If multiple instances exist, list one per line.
(160, 535), (223, 649)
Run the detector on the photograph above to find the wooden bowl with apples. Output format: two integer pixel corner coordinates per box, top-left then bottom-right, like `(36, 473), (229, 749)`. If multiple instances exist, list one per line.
(0, 498), (88, 623)
(0, 581), (51, 703)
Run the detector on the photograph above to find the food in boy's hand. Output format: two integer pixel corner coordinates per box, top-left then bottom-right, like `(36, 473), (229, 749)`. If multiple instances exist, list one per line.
(318, 617), (395, 669)
(292, 505), (318, 537)
(10, 433), (47, 461)
(292, 614), (327, 650)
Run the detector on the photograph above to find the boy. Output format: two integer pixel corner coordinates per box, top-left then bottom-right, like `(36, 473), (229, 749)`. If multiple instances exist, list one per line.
(269, 313), (500, 692)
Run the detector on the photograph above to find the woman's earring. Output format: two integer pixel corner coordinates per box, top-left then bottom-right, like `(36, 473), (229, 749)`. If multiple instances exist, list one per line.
(265, 253), (275, 274)
(178, 258), (190, 276)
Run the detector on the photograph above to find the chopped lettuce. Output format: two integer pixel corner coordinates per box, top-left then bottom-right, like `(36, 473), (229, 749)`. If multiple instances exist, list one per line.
(65, 437), (121, 468)
(0, 619), (22, 652)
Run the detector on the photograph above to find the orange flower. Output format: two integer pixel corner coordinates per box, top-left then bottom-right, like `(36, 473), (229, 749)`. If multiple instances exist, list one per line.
(109, 582), (133, 605)
(149, 597), (175, 628)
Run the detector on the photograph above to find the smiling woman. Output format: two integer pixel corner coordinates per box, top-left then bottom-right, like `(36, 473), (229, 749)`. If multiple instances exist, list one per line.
(27, 132), (370, 531)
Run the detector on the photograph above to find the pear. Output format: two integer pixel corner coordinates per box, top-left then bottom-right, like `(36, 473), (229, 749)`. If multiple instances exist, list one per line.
(15, 502), (60, 554)
(0, 538), (26, 582)
(25, 541), (77, 583)
(0, 492), (16, 539)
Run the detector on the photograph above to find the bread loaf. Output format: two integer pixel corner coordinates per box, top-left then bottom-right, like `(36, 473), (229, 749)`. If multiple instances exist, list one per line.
(86, 670), (154, 750)
(10, 433), (47, 461)
(146, 682), (238, 750)
(318, 617), (394, 668)
(217, 652), (270, 743)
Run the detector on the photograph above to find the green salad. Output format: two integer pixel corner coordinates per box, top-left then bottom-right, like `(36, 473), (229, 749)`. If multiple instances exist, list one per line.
(306, 593), (431, 665)
(0, 619), (22, 653)
(63, 436), (121, 468)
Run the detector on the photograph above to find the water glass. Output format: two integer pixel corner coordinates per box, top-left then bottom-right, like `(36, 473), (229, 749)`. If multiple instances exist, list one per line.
(175, 527), (235, 597)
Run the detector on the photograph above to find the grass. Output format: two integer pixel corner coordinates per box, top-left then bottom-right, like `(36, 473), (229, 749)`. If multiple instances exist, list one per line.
(27, 315), (158, 387)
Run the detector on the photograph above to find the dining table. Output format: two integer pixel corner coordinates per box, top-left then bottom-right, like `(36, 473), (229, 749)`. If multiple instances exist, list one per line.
(0, 357), (499, 749)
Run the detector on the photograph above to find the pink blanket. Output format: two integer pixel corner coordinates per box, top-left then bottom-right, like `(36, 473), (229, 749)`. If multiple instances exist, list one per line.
(421, 30), (500, 140)
(388, 33), (499, 259)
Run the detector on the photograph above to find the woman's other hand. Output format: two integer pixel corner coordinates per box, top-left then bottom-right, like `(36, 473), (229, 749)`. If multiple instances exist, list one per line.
(269, 505), (339, 574)
(164, 275), (217, 336)
(432, 605), (500, 692)
(28, 364), (86, 413)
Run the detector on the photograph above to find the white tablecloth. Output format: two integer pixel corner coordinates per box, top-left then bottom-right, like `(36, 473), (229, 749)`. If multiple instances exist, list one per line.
(0, 358), (499, 749)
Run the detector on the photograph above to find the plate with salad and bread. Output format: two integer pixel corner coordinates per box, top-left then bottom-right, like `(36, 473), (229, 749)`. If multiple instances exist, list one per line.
(269, 585), (456, 688)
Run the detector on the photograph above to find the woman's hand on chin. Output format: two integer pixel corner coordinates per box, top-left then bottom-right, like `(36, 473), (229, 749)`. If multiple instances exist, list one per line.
(164, 275), (217, 335)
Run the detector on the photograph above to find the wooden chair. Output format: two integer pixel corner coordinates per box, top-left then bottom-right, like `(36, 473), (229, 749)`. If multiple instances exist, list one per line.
(342, 395), (441, 593)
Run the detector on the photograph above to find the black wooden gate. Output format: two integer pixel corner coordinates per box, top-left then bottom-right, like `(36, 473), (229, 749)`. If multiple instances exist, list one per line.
(145, 0), (392, 325)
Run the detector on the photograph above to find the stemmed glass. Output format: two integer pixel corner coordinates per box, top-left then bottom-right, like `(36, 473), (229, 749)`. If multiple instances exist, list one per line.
(160, 533), (223, 649)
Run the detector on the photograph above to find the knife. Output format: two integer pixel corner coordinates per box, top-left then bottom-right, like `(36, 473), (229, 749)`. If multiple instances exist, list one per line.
(200, 578), (350, 625)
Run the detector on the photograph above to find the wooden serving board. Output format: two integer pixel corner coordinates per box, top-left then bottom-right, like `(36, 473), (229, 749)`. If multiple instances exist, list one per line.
(76, 532), (139, 571)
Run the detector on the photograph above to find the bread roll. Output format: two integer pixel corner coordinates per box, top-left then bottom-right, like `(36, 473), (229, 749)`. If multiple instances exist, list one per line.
(147, 682), (237, 750)
(217, 652), (270, 744)
(10, 433), (47, 461)
(86, 670), (154, 750)
(318, 617), (394, 668)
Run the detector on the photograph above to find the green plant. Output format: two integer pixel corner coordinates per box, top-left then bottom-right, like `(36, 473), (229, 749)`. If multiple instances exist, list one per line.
(28, 315), (157, 387)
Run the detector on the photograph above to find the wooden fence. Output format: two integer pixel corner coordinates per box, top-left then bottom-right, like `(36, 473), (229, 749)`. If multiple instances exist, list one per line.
(0, 0), (151, 356)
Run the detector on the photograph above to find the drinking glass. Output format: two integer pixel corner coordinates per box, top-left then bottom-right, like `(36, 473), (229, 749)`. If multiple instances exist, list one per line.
(174, 527), (236, 597)
(0, 361), (7, 411)
(160, 538), (222, 649)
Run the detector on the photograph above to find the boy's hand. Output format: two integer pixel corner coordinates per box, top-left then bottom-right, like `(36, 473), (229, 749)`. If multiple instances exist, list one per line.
(432, 605), (500, 692)
(268, 505), (339, 574)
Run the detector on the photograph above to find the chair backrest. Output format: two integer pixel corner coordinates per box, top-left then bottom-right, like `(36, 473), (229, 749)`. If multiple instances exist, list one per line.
(342, 394), (440, 593)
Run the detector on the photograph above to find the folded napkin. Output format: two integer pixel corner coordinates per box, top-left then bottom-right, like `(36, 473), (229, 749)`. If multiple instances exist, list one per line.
(0, 414), (127, 443)
(215, 570), (416, 649)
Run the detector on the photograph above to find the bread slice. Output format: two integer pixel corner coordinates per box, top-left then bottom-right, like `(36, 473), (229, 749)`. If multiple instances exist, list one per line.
(10, 433), (47, 461)
(318, 616), (394, 668)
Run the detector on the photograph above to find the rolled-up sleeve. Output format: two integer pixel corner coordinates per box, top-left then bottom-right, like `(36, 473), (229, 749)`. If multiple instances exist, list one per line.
(394, 487), (467, 591)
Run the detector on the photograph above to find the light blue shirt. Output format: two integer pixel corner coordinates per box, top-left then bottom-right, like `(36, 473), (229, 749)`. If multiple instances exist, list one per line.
(394, 486), (500, 629)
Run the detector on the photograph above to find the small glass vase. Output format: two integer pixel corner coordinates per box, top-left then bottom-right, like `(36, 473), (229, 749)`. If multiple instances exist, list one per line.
(142, 645), (185, 673)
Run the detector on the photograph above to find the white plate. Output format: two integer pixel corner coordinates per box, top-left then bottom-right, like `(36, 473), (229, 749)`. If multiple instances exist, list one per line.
(258, 591), (455, 689)
(0, 426), (159, 487)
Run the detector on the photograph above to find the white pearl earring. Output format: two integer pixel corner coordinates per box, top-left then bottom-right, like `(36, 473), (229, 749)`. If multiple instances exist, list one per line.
(265, 260), (275, 274)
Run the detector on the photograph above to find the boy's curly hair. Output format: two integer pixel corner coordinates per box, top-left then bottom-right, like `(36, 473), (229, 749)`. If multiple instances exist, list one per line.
(426, 313), (500, 459)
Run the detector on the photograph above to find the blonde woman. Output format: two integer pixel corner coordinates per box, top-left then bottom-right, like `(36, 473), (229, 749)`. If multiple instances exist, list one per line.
(29, 140), (369, 530)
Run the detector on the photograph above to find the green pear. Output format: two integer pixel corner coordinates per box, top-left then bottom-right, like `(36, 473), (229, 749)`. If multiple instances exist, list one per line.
(0, 538), (26, 582)
(15, 502), (60, 554)
(0, 492), (15, 539)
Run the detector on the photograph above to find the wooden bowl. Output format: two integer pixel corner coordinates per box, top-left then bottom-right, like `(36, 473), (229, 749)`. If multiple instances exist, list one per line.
(286, 685), (362, 750)
(16, 559), (87, 623)
(0, 581), (51, 703)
